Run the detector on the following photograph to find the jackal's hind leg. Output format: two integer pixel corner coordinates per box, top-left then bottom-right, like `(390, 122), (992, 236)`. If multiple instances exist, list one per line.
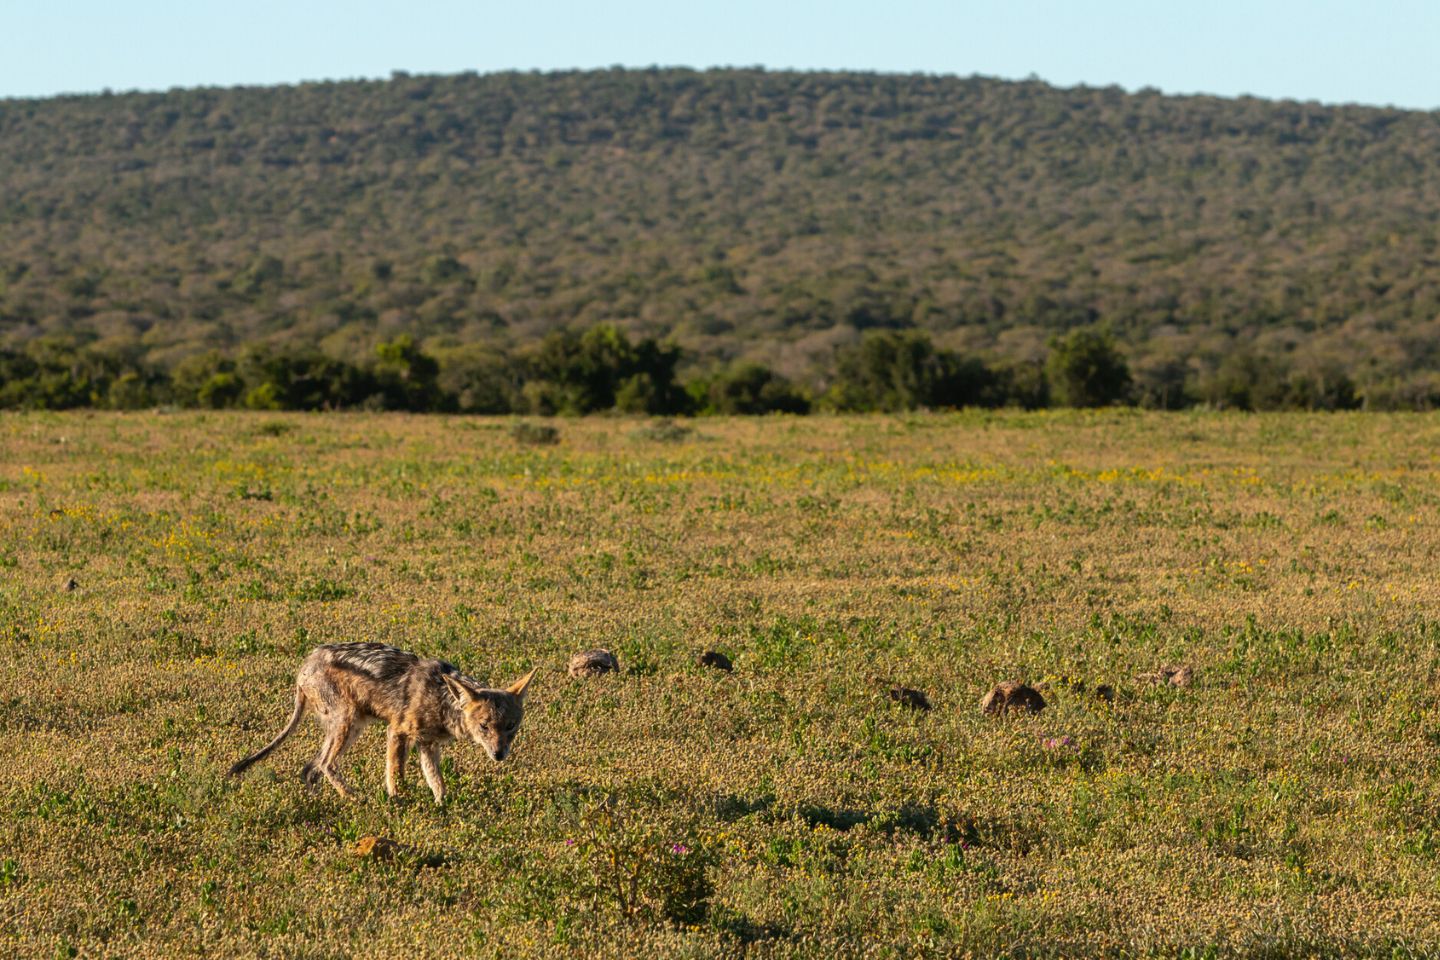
(301, 729), (335, 790)
(385, 730), (410, 799)
(418, 744), (445, 806)
(317, 715), (365, 799)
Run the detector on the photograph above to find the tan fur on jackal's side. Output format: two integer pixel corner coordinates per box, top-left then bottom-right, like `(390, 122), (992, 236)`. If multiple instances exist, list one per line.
(228, 642), (537, 804)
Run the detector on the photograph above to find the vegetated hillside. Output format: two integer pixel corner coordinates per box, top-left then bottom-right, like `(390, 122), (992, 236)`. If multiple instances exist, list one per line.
(4, 68), (1440, 405)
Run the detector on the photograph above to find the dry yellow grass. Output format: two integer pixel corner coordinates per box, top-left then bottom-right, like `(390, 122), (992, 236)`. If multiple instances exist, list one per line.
(3, 410), (1440, 957)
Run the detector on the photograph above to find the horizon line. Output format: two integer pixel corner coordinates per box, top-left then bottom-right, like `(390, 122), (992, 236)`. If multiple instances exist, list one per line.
(4, 64), (1434, 114)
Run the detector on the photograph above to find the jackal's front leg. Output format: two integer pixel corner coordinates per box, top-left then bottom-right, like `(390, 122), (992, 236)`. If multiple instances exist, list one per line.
(418, 743), (445, 805)
(385, 730), (409, 798)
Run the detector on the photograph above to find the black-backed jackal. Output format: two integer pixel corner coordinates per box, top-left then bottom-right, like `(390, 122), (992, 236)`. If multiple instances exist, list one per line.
(229, 642), (536, 804)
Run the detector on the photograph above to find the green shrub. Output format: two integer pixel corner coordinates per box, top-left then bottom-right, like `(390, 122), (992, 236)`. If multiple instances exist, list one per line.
(559, 797), (715, 927)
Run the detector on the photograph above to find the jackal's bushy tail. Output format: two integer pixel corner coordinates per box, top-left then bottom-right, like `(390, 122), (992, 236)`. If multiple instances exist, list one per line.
(228, 689), (306, 777)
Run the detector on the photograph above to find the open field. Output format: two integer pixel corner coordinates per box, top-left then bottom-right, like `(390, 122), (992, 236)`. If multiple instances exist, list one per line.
(4, 410), (1440, 957)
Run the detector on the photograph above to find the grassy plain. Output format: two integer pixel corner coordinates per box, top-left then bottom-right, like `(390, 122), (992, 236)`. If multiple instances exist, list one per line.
(4, 411), (1440, 958)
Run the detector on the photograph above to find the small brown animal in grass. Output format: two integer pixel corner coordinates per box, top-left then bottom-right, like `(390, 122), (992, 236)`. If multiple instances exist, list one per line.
(1137, 664), (1194, 688)
(887, 685), (932, 711)
(980, 681), (1047, 715)
(696, 650), (733, 672)
(228, 642), (536, 804)
(568, 649), (619, 677)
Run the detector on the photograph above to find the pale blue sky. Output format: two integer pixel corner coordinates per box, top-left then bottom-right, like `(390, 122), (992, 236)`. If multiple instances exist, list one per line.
(2, 0), (1437, 109)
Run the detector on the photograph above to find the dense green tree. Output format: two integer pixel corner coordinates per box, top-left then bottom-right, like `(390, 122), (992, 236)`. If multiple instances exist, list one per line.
(1045, 328), (1132, 408)
(104, 371), (158, 409)
(700, 364), (810, 415)
(433, 343), (521, 413)
(1196, 351), (1290, 411)
(172, 352), (242, 408)
(236, 346), (374, 411)
(985, 359), (1050, 410)
(1131, 355), (1192, 411)
(822, 330), (993, 411)
(1361, 372), (1440, 411)
(372, 335), (444, 411)
(520, 324), (688, 415)
(1281, 361), (1359, 411)
(0, 338), (117, 409)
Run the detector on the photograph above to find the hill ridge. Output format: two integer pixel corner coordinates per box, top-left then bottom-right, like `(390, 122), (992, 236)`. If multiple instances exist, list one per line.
(2, 67), (1439, 407)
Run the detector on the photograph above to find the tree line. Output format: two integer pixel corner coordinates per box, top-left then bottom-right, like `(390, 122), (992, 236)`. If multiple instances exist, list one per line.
(0, 322), (1389, 413)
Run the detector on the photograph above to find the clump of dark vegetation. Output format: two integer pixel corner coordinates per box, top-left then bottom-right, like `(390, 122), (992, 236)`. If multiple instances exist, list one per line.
(510, 421), (560, 445)
(631, 419), (694, 443)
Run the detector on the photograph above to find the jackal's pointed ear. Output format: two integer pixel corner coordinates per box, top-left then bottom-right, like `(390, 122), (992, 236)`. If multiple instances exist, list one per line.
(442, 673), (475, 705)
(506, 667), (538, 699)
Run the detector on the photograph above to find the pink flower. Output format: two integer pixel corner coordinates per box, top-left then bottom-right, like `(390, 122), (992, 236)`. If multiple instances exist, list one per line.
(670, 843), (690, 855)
